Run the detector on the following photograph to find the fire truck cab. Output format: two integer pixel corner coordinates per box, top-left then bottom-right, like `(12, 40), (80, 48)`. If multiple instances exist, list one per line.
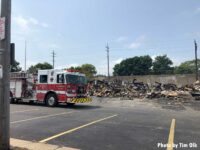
(36, 69), (91, 106)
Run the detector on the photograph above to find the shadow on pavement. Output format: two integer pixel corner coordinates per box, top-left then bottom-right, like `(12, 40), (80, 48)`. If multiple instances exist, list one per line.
(63, 105), (101, 110)
(10, 102), (101, 110)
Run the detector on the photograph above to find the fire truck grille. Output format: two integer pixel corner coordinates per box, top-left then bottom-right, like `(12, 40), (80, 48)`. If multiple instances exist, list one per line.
(77, 86), (85, 94)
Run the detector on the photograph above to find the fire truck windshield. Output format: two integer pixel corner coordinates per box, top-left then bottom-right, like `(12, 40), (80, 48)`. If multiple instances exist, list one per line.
(79, 76), (87, 84)
(66, 74), (87, 84)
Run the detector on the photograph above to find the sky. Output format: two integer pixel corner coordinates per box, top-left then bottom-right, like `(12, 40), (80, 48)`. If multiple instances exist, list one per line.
(11, 0), (200, 75)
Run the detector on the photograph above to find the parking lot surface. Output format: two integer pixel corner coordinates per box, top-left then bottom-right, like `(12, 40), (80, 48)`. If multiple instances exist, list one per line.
(10, 98), (200, 150)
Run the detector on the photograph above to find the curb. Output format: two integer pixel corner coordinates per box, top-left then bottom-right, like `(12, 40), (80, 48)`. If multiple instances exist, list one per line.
(10, 138), (79, 150)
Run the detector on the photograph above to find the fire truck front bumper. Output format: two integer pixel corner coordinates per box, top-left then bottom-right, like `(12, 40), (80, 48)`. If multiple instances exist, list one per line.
(69, 97), (92, 103)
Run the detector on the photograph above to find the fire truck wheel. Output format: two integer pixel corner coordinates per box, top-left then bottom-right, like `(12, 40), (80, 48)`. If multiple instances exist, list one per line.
(46, 93), (58, 107)
(10, 98), (14, 104)
(10, 92), (14, 103)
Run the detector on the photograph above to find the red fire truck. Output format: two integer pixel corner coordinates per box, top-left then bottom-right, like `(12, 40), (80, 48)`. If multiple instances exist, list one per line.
(10, 69), (92, 106)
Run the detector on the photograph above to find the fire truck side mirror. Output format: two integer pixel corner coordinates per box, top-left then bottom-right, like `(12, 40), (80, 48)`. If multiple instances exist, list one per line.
(10, 43), (15, 65)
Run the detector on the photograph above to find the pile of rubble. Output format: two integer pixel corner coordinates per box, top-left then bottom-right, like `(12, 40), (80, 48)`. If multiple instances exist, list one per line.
(146, 82), (194, 102)
(88, 79), (148, 99)
(88, 79), (200, 101)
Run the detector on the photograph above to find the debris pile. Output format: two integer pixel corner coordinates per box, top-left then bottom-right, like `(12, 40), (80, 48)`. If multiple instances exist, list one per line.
(190, 80), (200, 100)
(146, 82), (194, 102)
(88, 79), (200, 101)
(88, 79), (148, 99)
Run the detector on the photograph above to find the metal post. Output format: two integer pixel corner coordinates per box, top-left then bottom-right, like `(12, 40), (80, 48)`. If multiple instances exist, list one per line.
(52, 50), (55, 69)
(0, 0), (11, 149)
(53, 51), (54, 69)
(25, 40), (27, 72)
(106, 43), (110, 78)
(195, 40), (198, 81)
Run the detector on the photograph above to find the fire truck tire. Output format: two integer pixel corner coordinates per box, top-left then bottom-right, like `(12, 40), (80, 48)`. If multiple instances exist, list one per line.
(10, 98), (18, 104)
(10, 98), (14, 104)
(46, 93), (58, 107)
(10, 92), (14, 103)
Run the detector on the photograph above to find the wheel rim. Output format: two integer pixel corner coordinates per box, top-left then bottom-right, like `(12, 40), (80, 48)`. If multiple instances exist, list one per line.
(48, 97), (55, 106)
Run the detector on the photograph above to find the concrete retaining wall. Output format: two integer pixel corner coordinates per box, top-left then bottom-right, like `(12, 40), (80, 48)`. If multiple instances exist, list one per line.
(95, 74), (197, 86)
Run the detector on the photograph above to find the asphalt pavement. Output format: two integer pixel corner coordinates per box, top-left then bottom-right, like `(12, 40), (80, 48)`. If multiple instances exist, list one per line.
(10, 98), (200, 150)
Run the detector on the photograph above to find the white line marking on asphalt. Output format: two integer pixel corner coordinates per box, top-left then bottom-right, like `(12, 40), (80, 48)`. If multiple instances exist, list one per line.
(11, 111), (74, 124)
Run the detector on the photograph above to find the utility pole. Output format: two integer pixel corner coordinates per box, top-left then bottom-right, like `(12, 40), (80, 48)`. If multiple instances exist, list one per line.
(194, 40), (198, 81)
(25, 40), (27, 72)
(52, 50), (56, 69)
(0, 0), (11, 149)
(106, 43), (110, 78)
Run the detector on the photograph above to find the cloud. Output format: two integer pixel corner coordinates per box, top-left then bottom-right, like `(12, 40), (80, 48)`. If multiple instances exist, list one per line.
(13, 16), (29, 31)
(29, 18), (39, 25)
(13, 15), (49, 32)
(128, 35), (146, 49)
(151, 55), (157, 61)
(151, 54), (181, 66)
(113, 58), (123, 64)
(116, 36), (127, 42)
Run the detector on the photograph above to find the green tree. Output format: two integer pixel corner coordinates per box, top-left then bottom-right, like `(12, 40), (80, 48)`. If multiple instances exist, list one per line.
(152, 55), (174, 74)
(113, 64), (121, 76)
(113, 55), (152, 76)
(68, 64), (97, 80)
(174, 59), (200, 74)
(81, 64), (97, 80)
(11, 60), (22, 72)
(68, 66), (82, 72)
(27, 62), (53, 74)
